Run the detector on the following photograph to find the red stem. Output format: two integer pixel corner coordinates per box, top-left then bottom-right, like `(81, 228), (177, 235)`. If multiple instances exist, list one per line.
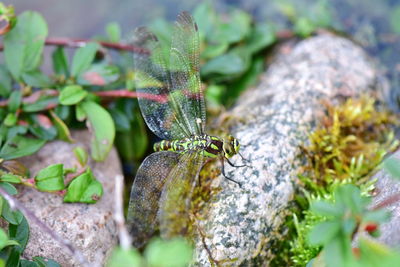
(0, 89), (167, 109)
(0, 37), (149, 54)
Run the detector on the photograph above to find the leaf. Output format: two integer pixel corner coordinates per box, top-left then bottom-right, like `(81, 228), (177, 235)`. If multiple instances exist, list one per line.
(363, 209), (391, 224)
(0, 173), (22, 184)
(4, 247), (21, 267)
(109, 108), (131, 132)
(1, 198), (23, 225)
(70, 42), (100, 77)
(358, 237), (400, 267)
(106, 247), (142, 267)
(22, 96), (58, 113)
(73, 146), (88, 166)
(201, 49), (249, 77)
(212, 9), (251, 44)
(3, 11), (48, 80)
(4, 113), (17, 127)
(8, 215), (29, 253)
(49, 110), (74, 143)
(383, 157), (400, 180)
(59, 85), (88, 105)
(63, 170), (103, 203)
(8, 90), (22, 113)
(294, 17), (316, 37)
(0, 135), (45, 160)
(77, 64), (119, 86)
(35, 164), (65, 191)
(32, 257), (61, 267)
(308, 220), (341, 245)
(144, 238), (193, 267)
(28, 114), (58, 141)
(52, 46), (69, 76)
(80, 101), (115, 161)
(246, 23), (276, 54)
(0, 65), (12, 97)
(22, 71), (53, 88)
(311, 200), (343, 217)
(75, 105), (86, 122)
(0, 228), (19, 250)
(106, 22), (121, 42)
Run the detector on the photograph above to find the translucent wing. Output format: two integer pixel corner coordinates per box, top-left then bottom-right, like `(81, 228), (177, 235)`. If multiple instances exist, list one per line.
(133, 12), (205, 140)
(158, 151), (204, 238)
(127, 151), (180, 248)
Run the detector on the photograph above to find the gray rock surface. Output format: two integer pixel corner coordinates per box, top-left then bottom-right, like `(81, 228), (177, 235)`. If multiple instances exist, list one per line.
(194, 33), (383, 266)
(17, 131), (120, 266)
(370, 149), (400, 248)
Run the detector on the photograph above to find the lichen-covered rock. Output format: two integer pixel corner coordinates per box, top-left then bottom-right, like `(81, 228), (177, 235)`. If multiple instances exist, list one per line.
(17, 131), (120, 266)
(194, 33), (383, 266)
(369, 149), (400, 247)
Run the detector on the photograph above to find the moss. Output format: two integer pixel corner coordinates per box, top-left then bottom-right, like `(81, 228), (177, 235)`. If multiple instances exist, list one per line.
(271, 95), (399, 266)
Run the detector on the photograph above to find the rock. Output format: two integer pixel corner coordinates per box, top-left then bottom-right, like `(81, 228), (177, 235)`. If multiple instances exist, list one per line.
(16, 131), (120, 266)
(369, 149), (400, 247)
(193, 33), (383, 266)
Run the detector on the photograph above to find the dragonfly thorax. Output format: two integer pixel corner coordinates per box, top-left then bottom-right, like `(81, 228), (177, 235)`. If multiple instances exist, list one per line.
(154, 134), (240, 159)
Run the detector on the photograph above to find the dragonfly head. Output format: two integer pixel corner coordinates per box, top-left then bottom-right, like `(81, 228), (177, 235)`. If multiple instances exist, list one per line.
(222, 135), (240, 158)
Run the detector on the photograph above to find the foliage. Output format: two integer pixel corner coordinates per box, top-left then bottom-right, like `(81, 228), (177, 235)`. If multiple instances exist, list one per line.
(106, 238), (193, 267)
(270, 96), (400, 267)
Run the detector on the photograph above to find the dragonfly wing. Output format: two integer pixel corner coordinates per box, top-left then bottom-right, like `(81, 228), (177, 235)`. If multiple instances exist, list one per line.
(127, 151), (180, 248)
(158, 151), (204, 238)
(133, 12), (205, 139)
(169, 11), (206, 135)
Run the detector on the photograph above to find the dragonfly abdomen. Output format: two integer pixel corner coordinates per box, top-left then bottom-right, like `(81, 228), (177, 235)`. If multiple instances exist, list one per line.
(153, 135), (224, 158)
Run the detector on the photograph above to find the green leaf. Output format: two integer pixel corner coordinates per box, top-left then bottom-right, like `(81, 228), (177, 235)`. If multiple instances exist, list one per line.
(0, 228), (19, 250)
(4, 113), (17, 127)
(22, 96), (58, 113)
(212, 9), (251, 44)
(49, 110), (74, 143)
(28, 114), (57, 141)
(0, 65), (12, 97)
(363, 209), (391, 224)
(80, 101), (115, 161)
(201, 49), (249, 77)
(35, 164), (65, 191)
(390, 6), (400, 34)
(20, 260), (39, 267)
(201, 42), (229, 59)
(8, 90), (22, 113)
(77, 64), (119, 86)
(311, 200), (343, 217)
(0, 135), (45, 160)
(145, 238), (193, 267)
(73, 146), (88, 166)
(4, 247), (21, 267)
(4, 11), (48, 80)
(106, 22), (121, 43)
(308, 220), (341, 245)
(70, 42), (100, 77)
(8, 215), (29, 253)
(2, 201), (23, 225)
(383, 157), (400, 180)
(0, 173), (22, 184)
(32, 257), (61, 267)
(52, 46), (69, 76)
(106, 247), (142, 267)
(246, 23), (276, 54)
(75, 105), (86, 122)
(63, 170), (103, 203)
(358, 238), (400, 267)
(294, 17), (316, 37)
(59, 85), (88, 105)
(0, 182), (18, 195)
(193, 1), (217, 41)
(22, 71), (53, 88)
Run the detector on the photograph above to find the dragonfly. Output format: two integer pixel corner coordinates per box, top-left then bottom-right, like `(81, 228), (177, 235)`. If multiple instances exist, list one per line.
(127, 11), (244, 248)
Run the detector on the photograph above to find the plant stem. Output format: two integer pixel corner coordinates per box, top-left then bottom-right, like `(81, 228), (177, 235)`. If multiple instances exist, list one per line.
(113, 174), (132, 250)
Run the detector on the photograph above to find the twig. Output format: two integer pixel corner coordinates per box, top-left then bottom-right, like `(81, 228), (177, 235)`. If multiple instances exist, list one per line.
(113, 174), (132, 249)
(0, 37), (149, 54)
(370, 193), (400, 210)
(0, 186), (92, 267)
(0, 89), (167, 109)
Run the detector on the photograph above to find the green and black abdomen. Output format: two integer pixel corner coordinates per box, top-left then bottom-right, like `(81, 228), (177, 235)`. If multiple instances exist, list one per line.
(153, 135), (224, 158)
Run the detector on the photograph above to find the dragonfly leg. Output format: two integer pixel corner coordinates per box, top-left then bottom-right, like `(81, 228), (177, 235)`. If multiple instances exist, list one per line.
(226, 158), (247, 168)
(221, 158), (242, 188)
